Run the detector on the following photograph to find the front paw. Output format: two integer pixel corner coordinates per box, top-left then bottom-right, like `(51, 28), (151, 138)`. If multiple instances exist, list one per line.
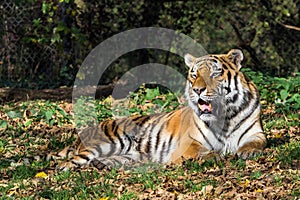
(237, 139), (266, 159)
(237, 147), (262, 159)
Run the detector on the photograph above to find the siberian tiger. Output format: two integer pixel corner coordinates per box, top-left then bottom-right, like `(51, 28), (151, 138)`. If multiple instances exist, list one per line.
(49, 49), (266, 171)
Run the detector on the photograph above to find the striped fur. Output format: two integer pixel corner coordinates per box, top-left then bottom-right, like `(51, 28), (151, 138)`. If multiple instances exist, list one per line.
(49, 49), (266, 171)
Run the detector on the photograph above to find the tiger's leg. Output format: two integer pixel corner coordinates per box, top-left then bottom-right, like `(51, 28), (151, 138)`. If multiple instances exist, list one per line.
(171, 140), (210, 164)
(54, 143), (100, 171)
(237, 132), (266, 159)
(49, 137), (108, 171)
(91, 152), (148, 170)
(54, 141), (145, 171)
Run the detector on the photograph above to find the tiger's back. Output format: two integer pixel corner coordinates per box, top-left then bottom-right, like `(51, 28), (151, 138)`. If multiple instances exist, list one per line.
(50, 49), (266, 170)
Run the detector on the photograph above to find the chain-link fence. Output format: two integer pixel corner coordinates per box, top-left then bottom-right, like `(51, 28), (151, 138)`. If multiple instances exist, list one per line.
(0, 0), (81, 88)
(1, 1), (59, 87)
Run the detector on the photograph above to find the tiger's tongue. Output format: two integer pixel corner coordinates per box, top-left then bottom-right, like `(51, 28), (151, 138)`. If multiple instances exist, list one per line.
(199, 104), (212, 112)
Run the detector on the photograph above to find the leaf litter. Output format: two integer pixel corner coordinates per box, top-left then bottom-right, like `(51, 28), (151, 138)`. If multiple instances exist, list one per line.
(0, 97), (299, 199)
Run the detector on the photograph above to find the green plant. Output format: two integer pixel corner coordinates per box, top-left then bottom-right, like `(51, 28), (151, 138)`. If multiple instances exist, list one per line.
(273, 75), (300, 111)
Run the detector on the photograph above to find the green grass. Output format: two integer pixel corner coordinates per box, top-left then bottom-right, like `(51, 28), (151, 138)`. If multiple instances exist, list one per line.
(0, 72), (299, 199)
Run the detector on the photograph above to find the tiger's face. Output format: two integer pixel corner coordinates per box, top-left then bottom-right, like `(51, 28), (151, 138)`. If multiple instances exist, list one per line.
(184, 49), (244, 122)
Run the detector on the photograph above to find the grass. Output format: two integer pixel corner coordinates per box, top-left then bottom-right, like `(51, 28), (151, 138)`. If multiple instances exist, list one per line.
(0, 71), (299, 199)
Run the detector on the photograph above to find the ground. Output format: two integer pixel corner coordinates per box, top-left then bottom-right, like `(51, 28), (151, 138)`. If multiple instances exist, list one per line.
(0, 86), (299, 199)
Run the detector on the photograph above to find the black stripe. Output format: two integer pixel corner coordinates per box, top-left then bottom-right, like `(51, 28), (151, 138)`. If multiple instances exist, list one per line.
(139, 116), (152, 125)
(131, 115), (145, 121)
(155, 125), (163, 151)
(220, 57), (234, 70)
(136, 138), (142, 152)
(227, 91), (253, 120)
(165, 135), (174, 160)
(227, 62), (235, 70)
(160, 111), (177, 127)
(224, 87), (231, 94)
(155, 131), (161, 151)
(220, 68), (224, 76)
(132, 115), (151, 126)
(211, 58), (218, 64)
(227, 71), (232, 94)
(147, 114), (167, 136)
(85, 149), (96, 156)
(237, 120), (257, 146)
(122, 118), (133, 135)
(193, 118), (213, 150)
(78, 154), (90, 161)
(222, 63), (228, 70)
(136, 113), (172, 157)
(122, 155), (135, 162)
(106, 143), (116, 156)
(112, 120), (125, 151)
(111, 120), (117, 131)
(204, 121), (210, 128)
(219, 57), (226, 63)
(159, 141), (166, 162)
(71, 160), (81, 167)
(143, 114), (168, 157)
(231, 97), (260, 133)
(95, 145), (102, 156)
(66, 148), (75, 158)
(120, 118), (134, 154)
(145, 134), (151, 154)
(234, 73), (238, 91)
(124, 134), (132, 154)
(212, 131), (225, 145)
(103, 121), (115, 144)
(232, 93), (238, 103)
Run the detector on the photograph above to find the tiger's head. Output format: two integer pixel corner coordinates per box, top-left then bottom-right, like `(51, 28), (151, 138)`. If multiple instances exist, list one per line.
(184, 49), (244, 122)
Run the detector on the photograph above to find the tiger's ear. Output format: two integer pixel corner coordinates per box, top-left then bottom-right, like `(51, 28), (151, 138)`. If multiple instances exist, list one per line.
(227, 49), (244, 70)
(184, 53), (196, 68)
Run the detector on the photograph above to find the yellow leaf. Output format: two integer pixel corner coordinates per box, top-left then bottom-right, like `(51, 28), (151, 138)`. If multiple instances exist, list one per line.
(240, 179), (250, 187)
(99, 198), (109, 200)
(274, 132), (283, 138)
(35, 171), (47, 179)
(255, 188), (264, 193)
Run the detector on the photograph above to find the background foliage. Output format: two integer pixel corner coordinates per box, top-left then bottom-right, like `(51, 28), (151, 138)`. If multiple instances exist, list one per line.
(0, 0), (299, 89)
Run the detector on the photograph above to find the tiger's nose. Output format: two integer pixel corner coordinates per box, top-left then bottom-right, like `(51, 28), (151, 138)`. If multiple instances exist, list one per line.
(193, 87), (205, 95)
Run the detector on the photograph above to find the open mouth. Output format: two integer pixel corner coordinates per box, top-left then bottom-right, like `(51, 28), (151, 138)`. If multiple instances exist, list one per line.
(197, 98), (213, 114)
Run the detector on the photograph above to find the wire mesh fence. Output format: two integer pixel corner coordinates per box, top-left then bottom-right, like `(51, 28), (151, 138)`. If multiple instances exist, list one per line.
(0, 0), (78, 88)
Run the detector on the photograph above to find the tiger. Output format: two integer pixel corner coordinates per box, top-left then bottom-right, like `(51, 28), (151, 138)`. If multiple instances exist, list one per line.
(49, 49), (266, 171)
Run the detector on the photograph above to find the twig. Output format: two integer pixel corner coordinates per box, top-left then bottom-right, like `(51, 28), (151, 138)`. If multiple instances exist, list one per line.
(278, 22), (300, 31)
